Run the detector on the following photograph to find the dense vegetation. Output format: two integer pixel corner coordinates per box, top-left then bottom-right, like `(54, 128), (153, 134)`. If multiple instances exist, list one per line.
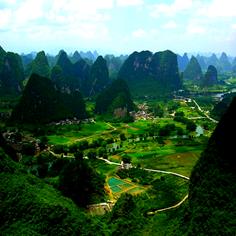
(211, 92), (236, 120)
(0, 48), (24, 95)
(26, 51), (50, 78)
(11, 74), (86, 124)
(1, 45), (236, 235)
(0, 148), (87, 235)
(59, 158), (105, 207)
(202, 65), (218, 86)
(95, 79), (135, 120)
(183, 56), (203, 81)
(179, 97), (236, 235)
(179, 51), (234, 74)
(118, 50), (182, 96)
(88, 55), (110, 96)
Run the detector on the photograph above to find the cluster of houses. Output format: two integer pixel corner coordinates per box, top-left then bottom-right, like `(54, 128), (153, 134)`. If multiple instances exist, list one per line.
(3, 131), (41, 151)
(50, 118), (95, 126)
(132, 103), (154, 120)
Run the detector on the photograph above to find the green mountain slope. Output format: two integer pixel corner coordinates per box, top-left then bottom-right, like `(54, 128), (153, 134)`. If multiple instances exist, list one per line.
(118, 50), (181, 97)
(11, 74), (86, 124)
(182, 97), (236, 235)
(0, 148), (87, 236)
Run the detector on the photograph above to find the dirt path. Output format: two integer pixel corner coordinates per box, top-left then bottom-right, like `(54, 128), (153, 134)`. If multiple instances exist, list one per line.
(74, 122), (117, 142)
(147, 194), (189, 215)
(98, 158), (190, 215)
(192, 99), (218, 123)
(97, 157), (121, 166)
(143, 168), (190, 180)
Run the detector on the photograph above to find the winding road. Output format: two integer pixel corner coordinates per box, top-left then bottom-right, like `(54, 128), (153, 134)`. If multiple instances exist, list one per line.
(98, 157), (190, 215)
(147, 194), (189, 215)
(192, 99), (218, 123)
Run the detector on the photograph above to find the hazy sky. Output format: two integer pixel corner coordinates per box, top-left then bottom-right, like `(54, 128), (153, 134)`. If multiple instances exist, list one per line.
(0, 0), (236, 55)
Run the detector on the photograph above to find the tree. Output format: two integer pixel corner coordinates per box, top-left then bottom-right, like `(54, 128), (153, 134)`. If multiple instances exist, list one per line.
(186, 120), (196, 132)
(59, 159), (105, 207)
(159, 124), (176, 136)
(98, 147), (106, 158)
(175, 111), (184, 117)
(21, 142), (36, 156)
(119, 133), (126, 141)
(111, 193), (135, 220)
(176, 126), (184, 136)
(122, 155), (132, 164)
(109, 193), (145, 235)
(36, 152), (54, 178)
(87, 150), (97, 159)
(53, 145), (67, 154)
(74, 151), (83, 160)
(78, 140), (89, 150)
(153, 104), (164, 117)
(39, 136), (48, 150)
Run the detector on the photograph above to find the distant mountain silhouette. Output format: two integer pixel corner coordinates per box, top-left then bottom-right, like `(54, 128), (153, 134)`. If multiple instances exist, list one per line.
(219, 52), (232, 72)
(51, 50), (91, 96)
(183, 56), (203, 81)
(177, 53), (189, 72)
(202, 65), (218, 87)
(88, 56), (110, 96)
(26, 51), (50, 78)
(118, 50), (181, 97)
(0, 48), (24, 95)
(11, 74), (86, 124)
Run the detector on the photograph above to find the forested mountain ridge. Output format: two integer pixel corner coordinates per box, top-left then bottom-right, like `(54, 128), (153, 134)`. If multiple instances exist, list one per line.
(25, 51), (50, 78)
(51, 51), (109, 96)
(0, 48), (24, 95)
(11, 73), (86, 124)
(179, 97), (236, 235)
(183, 56), (203, 81)
(95, 79), (135, 116)
(87, 55), (110, 96)
(178, 52), (234, 73)
(118, 50), (181, 96)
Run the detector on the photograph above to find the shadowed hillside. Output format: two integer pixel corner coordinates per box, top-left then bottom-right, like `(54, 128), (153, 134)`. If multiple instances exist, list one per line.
(181, 97), (236, 235)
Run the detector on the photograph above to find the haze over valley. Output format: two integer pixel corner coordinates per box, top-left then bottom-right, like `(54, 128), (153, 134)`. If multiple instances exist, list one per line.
(0, 0), (236, 235)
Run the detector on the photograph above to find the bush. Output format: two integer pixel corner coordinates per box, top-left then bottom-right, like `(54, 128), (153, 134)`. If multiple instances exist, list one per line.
(87, 150), (97, 159)
(59, 159), (105, 207)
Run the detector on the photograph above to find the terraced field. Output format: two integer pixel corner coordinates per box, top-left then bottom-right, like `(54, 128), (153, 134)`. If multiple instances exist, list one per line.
(108, 177), (145, 198)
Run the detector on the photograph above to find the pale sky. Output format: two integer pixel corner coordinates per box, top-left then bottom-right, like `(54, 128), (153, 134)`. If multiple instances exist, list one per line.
(0, 0), (236, 55)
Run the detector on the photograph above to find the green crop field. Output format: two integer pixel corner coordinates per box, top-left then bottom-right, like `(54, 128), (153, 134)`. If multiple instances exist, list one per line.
(108, 177), (145, 197)
(47, 121), (112, 145)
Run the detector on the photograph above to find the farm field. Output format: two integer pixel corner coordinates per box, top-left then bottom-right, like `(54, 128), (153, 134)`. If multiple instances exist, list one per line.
(108, 177), (145, 198)
(3, 97), (214, 220)
(47, 121), (112, 145)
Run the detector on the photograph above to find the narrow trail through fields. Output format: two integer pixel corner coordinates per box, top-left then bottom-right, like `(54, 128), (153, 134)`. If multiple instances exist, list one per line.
(74, 122), (117, 142)
(144, 168), (189, 180)
(192, 99), (218, 123)
(147, 194), (189, 215)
